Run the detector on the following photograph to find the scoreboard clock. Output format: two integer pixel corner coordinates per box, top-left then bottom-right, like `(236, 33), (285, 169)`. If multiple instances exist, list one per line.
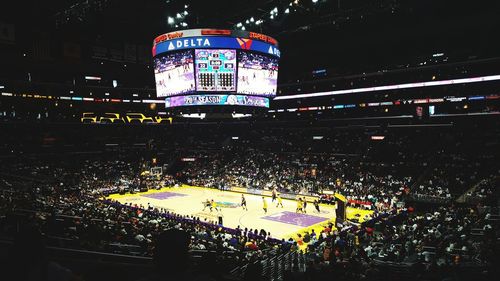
(195, 49), (236, 92)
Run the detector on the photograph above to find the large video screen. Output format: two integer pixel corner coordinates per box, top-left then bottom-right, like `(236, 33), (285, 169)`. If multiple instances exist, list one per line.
(195, 49), (236, 92)
(237, 51), (278, 96)
(154, 50), (195, 97)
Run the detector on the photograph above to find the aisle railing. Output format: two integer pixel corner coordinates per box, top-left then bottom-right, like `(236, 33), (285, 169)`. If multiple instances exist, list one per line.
(230, 250), (306, 281)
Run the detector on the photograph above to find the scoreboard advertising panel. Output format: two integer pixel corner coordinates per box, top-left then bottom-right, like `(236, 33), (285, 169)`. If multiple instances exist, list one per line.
(152, 29), (279, 108)
(165, 95), (270, 108)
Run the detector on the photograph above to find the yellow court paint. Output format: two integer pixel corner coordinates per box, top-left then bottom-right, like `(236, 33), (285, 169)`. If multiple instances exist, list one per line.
(106, 186), (373, 241)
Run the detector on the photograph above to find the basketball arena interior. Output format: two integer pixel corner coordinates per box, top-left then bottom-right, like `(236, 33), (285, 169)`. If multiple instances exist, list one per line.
(0, 1), (499, 281)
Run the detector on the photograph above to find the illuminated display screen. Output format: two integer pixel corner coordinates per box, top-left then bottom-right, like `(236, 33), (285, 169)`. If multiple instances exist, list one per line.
(154, 50), (195, 97)
(195, 49), (236, 91)
(165, 94), (269, 108)
(152, 30), (280, 106)
(237, 51), (278, 96)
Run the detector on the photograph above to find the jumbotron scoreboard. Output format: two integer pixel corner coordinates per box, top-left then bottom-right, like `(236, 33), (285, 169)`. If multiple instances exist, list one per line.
(152, 29), (280, 108)
(195, 49), (236, 91)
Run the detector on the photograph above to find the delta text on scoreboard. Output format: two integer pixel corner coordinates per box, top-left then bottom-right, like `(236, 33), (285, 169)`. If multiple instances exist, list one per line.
(152, 29), (280, 108)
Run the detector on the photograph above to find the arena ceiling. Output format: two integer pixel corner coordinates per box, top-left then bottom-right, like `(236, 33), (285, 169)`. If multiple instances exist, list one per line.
(2, 0), (499, 76)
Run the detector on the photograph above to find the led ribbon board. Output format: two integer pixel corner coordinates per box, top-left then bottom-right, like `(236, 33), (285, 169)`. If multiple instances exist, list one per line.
(165, 94), (269, 108)
(153, 36), (280, 58)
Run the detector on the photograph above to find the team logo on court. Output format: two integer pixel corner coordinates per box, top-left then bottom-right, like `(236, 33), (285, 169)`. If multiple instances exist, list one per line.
(216, 201), (239, 208)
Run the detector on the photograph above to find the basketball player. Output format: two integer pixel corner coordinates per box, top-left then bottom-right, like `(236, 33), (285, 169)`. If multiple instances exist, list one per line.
(262, 197), (268, 214)
(202, 199), (211, 211)
(241, 194), (248, 211)
(271, 188), (277, 202)
(302, 197), (308, 213)
(210, 199), (220, 212)
(296, 198), (303, 213)
(276, 194), (283, 208)
(314, 199), (321, 213)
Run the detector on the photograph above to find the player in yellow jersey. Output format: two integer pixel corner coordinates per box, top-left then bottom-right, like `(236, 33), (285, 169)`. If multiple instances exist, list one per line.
(296, 198), (303, 213)
(262, 197), (268, 213)
(276, 194), (283, 208)
(210, 199), (220, 212)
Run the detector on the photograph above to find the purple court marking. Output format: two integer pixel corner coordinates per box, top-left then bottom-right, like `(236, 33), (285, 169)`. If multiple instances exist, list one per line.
(262, 211), (329, 227)
(141, 192), (187, 200)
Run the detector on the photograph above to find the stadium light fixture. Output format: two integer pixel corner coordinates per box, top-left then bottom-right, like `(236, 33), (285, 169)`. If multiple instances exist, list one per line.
(312, 0), (319, 3)
(181, 113), (206, 119)
(85, 76), (101, 81)
(250, 17), (255, 22)
(274, 74), (500, 100)
(167, 17), (174, 24)
(245, 20), (250, 24)
(0, 86), (5, 89)
(232, 113), (252, 118)
(183, 10), (188, 16)
(241, 26), (246, 30)
(285, 8), (290, 14)
(236, 22), (243, 27)
(176, 13), (182, 18)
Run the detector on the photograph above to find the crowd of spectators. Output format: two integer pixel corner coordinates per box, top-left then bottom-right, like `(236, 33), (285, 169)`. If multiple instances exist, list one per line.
(0, 154), (287, 277)
(463, 175), (499, 204)
(298, 203), (498, 280)
(0, 124), (498, 280)
(182, 148), (411, 212)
